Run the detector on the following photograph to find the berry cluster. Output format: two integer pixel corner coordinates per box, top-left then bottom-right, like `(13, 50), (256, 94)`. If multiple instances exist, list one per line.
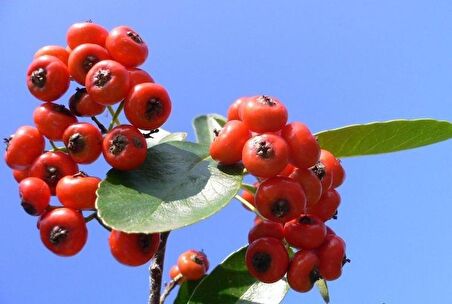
(5, 21), (171, 265)
(168, 250), (210, 283)
(210, 96), (347, 292)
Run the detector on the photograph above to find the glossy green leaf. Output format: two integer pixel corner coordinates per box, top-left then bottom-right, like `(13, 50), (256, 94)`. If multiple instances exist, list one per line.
(174, 278), (204, 304)
(144, 129), (186, 148)
(315, 119), (452, 157)
(315, 279), (330, 303)
(241, 183), (257, 195)
(193, 114), (227, 145)
(96, 141), (243, 233)
(187, 247), (289, 304)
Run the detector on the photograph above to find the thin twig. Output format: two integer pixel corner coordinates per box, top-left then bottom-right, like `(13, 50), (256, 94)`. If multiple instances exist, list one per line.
(91, 116), (108, 134)
(108, 102), (124, 130)
(234, 194), (265, 219)
(107, 106), (121, 126)
(160, 274), (183, 304)
(84, 212), (97, 223)
(149, 232), (170, 304)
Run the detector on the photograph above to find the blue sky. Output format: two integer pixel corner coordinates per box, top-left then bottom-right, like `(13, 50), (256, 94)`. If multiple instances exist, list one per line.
(1, 1), (451, 303)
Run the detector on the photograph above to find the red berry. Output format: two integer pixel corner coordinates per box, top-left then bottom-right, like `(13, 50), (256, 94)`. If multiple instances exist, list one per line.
(320, 150), (345, 188)
(289, 168), (323, 208)
(240, 95), (288, 133)
(12, 169), (29, 183)
(226, 97), (248, 121)
(177, 250), (209, 281)
(287, 250), (320, 293)
(102, 125), (147, 170)
(39, 208), (88, 256)
(245, 237), (289, 283)
(34, 45), (69, 66)
(278, 163), (296, 177)
(124, 83), (172, 130)
(68, 88), (106, 117)
(68, 43), (110, 85)
(33, 103), (78, 141)
(317, 234), (346, 281)
(56, 172), (101, 210)
(240, 188), (255, 211)
(63, 122), (103, 164)
(106, 26), (148, 68)
(66, 21), (108, 49)
(169, 265), (186, 284)
(255, 176), (306, 223)
(209, 120), (251, 165)
(242, 134), (289, 178)
(4, 126), (45, 170)
(19, 177), (51, 215)
(128, 68), (154, 88)
(281, 122), (320, 169)
(29, 151), (79, 194)
(109, 230), (160, 266)
(311, 161), (333, 194)
(284, 214), (327, 249)
(248, 220), (284, 243)
(85, 60), (130, 105)
(27, 55), (70, 102)
(308, 189), (341, 222)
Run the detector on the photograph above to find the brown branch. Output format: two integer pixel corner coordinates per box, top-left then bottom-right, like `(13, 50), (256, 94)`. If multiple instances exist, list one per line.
(160, 274), (183, 304)
(149, 231), (170, 304)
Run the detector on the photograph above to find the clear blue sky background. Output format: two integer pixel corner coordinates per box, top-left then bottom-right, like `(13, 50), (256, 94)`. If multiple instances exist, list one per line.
(1, 1), (451, 303)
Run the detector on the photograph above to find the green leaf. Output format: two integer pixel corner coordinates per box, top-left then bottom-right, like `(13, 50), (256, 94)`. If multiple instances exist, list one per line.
(315, 119), (452, 157)
(241, 183), (257, 195)
(143, 129), (187, 148)
(174, 279), (204, 304)
(96, 141), (243, 233)
(193, 114), (227, 145)
(315, 279), (330, 303)
(158, 132), (187, 144)
(187, 246), (289, 304)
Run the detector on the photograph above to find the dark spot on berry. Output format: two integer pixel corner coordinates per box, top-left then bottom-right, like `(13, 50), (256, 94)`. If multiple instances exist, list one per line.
(49, 226), (68, 245)
(93, 69), (112, 87)
(67, 133), (85, 154)
(255, 140), (274, 159)
(252, 251), (272, 273)
(82, 55), (99, 72)
(21, 201), (37, 216)
(213, 129), (220, 137)
(132, 136), (143, 148)
(271, 199), (290, 218)
(257, 95), (276, 106)
(109, 134), (128, 155)
(311, 161), (326, 180)
(45, 166), (60, 187)
(299, 215), (313, 224)
(31, 67), (47, 88)
(127, 31), (144, 44)
(69, 88), (87, 116)
(50, 104), (74, 117)
(138, 234), (152, 252)
(145, 98), (163, 120)
(309, 268), (321, 284)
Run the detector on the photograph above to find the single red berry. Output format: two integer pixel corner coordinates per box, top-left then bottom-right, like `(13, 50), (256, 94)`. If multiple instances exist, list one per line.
(226, 97), (248, 121)
(209, 120), (251, 165)
(245, 237), (289, 283)
(4, 126), (45, 170)
(242, 134), (289, 178)
(63, 122), (103, 164)
(124, 83), (172, 130)
(19, 177), (51, 216)
(68, 88), (106, 117)
(33, 103), (78, 141)
(169, 265), (186, 284)
(308, 189), (341, 222)
(240, 95), (288, 133)
(248, 220), (284, 244)
(320, 149), (345, 188)
(281, 122), (320, 169)
(289, 168), (323, 208)
(66, 21), (108, 49)
(34, 45), (69, 66)
(255, 176), (306, 223)
(27, 55), (70, 102)
(287, 250), (320, 293)
(102, 125), (147, 170)
(177, 250), (209, 281)
(106, 26), (148, 68)
(284, 214), (327, 249)
(56, 172), (101, 210)
(240, 187), (255, 211)
(12, 169), (29, 183)
(68, 43), (110, 85)
(278, 163), (296, 177)
(109, 230), (160, 266)
(317, 234), (346, 281)
(85, 60), (130, 105)
(29, 151), (79, 194)
(128, 68), (154, 88)
(39, 207), (88, 256)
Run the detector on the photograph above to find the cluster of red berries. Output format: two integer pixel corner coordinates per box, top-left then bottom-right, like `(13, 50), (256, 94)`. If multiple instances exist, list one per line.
(4, 21), (171, 266)
(168, 250), (209, 283)
(210, 96), (347, 292)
